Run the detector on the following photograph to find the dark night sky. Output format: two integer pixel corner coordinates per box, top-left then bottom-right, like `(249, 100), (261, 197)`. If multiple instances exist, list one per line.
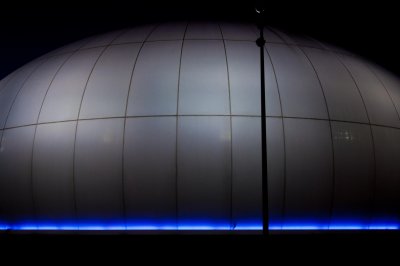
(1, 1), (400, 79)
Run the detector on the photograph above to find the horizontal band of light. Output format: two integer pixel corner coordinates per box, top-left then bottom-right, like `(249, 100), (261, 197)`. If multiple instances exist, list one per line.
(1, 222), (399, 231)
(269, 225), (400, 230)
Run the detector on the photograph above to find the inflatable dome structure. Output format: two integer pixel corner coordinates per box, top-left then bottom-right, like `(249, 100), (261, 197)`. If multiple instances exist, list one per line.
(0, 22), (399, 231)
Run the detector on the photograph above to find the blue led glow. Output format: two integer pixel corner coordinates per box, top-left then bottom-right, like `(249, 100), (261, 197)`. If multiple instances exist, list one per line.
(0, 221), (399, 231)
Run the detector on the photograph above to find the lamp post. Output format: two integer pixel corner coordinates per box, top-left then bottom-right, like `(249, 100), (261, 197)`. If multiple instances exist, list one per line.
(255, 5), (269, 235)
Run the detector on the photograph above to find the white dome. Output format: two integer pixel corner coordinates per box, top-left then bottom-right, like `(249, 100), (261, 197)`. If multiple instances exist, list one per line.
(0, 22), (399, 231)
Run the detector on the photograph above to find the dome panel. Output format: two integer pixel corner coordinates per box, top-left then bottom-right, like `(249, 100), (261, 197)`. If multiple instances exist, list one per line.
(267, 43), (329, 119)
(265, 117), (285, 227)
(302, 47), (369, 123)
(231, 117), (262, 227)
(225, 41), (260, 115)
(124, 117), (176, 224)
(38, 48), (104, 123)
(32, 121), (76, 223)
(79, 43), (141, 119)
(371, 66), (400, 119)
(263, 47), (283, 116)
(0, 126), (35, 226)
(225, 40), (282, 116)
(6, 54), (71, 128)
(177, 116), (231, 225)
(128, 41), (182, 116)
(283, 118), (333, 224)
(331, 122), (374, 224)
(371, 126), (400, 224)
(340, 54), (400, 127)
(74, 118), (124, 223)
(0, 59), (45, 129)
(179, 40), (230, 115)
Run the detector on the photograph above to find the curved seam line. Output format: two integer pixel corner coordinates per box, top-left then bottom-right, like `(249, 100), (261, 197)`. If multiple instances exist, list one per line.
(175, 22), (189, 231)
(256, 25), (295, 230)
(71, 29), (127, 230)
(3, 115), (400, 130)
(264, 45), (286, 229)
(336, 55), (378, 229)
(218, 23), (234, 230)
(2, 59), (49, 130)
(30, 51), (77, 227)
(0, 58), (49, 226)
(35, 39), (342, 63)
(121, 24), (160, 229)
(298, 47), (336, 229)
(269, 26), (335, 228)
(365, 64), (400, 122)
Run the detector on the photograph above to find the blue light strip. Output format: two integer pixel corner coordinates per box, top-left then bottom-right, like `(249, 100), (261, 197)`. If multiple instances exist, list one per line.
(0, 222), (399, 231)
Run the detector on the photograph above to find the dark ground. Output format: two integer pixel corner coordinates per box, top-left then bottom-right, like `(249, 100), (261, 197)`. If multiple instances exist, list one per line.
(1, 230), (399, 258)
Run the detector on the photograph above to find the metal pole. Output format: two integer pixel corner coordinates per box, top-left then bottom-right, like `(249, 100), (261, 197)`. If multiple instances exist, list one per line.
(255, 6), (268, 235)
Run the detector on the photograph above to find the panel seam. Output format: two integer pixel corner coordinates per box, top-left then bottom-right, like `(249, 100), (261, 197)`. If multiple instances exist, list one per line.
(175, 22), (189, 231)
(121, 24), (160, 229)
(71, 29), (128, 229)
(218, 23), (234, 230)
(336, 54), (378, 228)
(0, 58), (50, 226)
(365, 64), (400, 122)
(269, 26), (335, 227)
(30, 51), (77, 226)
(298, 47), (336, 228)
(4, 115), (400, 131)
(264, 44), (287, 229)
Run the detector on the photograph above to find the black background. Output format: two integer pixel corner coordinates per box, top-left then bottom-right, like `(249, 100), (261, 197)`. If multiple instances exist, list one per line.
(1, 0), (400, 79)
(1, 0), (400, 253)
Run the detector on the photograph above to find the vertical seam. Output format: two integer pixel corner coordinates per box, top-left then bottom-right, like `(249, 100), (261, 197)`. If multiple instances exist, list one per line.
(365, 64), (400, 122)
(253, 25), (288, 228)
(268, 27), (322, 229)
(218, 23), (234, 230)
(0, 58), (49, 227)
(121, 24), (159, 229)
(298, 47), (336, 228)
(367, 67), (400, 227)
(266, 27), (309, 229)
(71, 29), (128, 229)
(175, 22), (189, 230)
(336, 54), (378, 228)
(30, 51), (77, 226)
(264, 46), (287, 228)
(2, 59), (49, 130)
(0, 40), (88, 228)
